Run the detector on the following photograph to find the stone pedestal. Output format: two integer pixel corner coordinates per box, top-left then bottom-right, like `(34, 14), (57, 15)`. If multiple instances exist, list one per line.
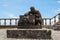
(7, 29), (51, 39)
(17, 25), (42, 29)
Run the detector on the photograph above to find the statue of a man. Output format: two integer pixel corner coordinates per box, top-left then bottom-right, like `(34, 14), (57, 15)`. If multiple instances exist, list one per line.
(28, 6), (43, 28)
(28, 7), (41, 17)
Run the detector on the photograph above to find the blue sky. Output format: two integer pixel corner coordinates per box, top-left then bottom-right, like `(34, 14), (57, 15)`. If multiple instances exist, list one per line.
(0, 0), (60, 18)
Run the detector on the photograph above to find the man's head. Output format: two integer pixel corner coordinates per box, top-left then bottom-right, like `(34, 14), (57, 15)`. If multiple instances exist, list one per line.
(30, 6), (35, 11)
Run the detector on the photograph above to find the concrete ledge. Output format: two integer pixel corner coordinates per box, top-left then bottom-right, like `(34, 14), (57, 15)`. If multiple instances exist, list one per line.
(0, 25), (17, 28)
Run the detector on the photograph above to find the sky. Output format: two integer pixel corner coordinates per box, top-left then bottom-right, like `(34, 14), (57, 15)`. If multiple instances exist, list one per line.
(0, 0), (60, 18)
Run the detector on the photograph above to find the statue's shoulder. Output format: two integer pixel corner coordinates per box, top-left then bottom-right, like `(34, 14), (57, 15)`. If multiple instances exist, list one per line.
(35, 10), (40, 14)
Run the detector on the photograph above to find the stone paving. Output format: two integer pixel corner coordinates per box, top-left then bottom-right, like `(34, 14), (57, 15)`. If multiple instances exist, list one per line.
(0, 28), (60, 40)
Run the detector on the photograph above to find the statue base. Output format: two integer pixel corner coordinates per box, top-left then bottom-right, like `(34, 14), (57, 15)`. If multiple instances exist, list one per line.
(17, 25), (42, 29)
(7, 29), (51, 39)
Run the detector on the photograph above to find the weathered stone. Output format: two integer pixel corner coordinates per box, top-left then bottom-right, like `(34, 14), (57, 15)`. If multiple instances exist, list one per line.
(18, 25), (42, 29)
(7, 30), (51, 39)
(53, 21), (60, 30)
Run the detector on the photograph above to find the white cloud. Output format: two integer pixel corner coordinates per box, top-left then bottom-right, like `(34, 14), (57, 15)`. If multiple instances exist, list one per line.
(55, 9), (60, 14)
(57, 9), (60, 12)
(57, 1), (60, 3)
(7, 13), (18, 18)
(2, 4), (8, 7)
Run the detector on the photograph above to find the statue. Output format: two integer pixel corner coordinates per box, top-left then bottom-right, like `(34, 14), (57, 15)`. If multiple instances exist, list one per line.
(18, 6), (43, 28)
(7, 7), (52, 39)
(28, 7), (43, 27)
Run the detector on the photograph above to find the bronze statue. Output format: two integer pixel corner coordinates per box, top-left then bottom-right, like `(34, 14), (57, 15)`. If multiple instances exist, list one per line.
(18, 6), (43, 28)
(28, 7), (43, 28)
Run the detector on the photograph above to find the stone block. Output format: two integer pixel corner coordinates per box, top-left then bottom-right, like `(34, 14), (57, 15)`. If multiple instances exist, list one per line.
(7, 30), (51, 39)
(17, 25), (42, 29)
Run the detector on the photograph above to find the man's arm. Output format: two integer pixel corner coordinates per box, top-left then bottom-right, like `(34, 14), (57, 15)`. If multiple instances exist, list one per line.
(36, 11), (42, 18)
